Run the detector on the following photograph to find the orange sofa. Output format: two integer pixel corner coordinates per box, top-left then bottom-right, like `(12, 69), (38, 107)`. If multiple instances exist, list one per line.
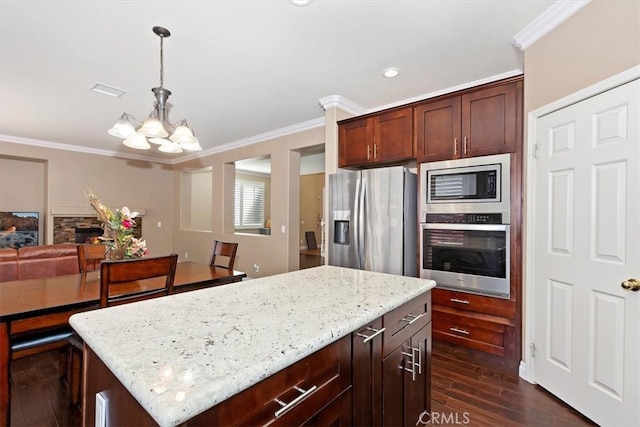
(0, 243), (79, 282)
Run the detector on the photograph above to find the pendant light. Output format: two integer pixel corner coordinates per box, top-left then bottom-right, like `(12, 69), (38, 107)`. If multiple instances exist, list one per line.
(108, 26), (202, 153)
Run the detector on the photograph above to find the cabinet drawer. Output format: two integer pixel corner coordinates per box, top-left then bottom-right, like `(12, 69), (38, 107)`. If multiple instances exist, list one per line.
(217, 335), (351, 426)
(432, 309), (506, 356)
(383, 291), (431, 356)
(432, 288), (514, 318)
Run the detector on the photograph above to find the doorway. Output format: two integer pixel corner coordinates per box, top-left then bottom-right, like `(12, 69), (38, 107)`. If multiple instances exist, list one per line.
(298, 147), (325, 269)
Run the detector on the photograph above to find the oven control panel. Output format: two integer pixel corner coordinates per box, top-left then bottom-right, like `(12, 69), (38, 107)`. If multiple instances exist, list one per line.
(425, 213), (503, 224)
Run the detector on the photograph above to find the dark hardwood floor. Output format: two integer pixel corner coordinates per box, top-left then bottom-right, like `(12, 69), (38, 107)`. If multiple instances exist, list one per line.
(430, 340), (595, 426)
(9, 341), (595, 426)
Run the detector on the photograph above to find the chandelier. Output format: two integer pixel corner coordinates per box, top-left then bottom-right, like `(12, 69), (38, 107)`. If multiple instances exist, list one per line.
(108, 26), (202, 153)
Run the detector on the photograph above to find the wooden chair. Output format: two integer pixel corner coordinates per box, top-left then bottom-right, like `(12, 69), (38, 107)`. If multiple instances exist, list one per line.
(76, 243), (106, 273)
(67, 253), (179, 405)
(98, 253), (178, 307)
(210, 240), (238, 270)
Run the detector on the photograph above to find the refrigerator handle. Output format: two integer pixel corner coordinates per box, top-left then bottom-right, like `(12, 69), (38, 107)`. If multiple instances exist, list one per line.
(356, 175), (366, 269)
(354, 174), (362, 269)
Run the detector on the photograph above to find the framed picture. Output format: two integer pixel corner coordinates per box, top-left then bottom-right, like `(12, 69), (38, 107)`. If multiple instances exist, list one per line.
(0, 211), (39, 249)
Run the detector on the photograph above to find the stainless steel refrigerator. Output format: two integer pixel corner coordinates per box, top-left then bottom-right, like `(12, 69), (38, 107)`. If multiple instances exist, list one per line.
(328, 166), (417, 276)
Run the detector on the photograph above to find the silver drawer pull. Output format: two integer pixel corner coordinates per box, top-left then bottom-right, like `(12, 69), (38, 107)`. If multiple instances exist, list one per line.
(450, 298), (470, 305)
(356, 327), (386, 343)
(274, 385), (318, 418)
(401, 312), (426, 325)
(450, 327), (470, 335)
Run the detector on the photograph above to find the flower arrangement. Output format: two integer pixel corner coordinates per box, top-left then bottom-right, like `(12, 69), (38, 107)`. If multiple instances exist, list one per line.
(85, 189), (148, 260)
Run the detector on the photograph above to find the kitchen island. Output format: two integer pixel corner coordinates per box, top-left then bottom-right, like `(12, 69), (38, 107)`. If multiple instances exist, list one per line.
(69, 265), (436, 426)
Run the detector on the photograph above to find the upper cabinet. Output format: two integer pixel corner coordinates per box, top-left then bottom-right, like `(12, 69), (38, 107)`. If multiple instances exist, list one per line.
(338, 77), (523, 167)
(415, 80), (522, 163)
(339, 107), (414, 168)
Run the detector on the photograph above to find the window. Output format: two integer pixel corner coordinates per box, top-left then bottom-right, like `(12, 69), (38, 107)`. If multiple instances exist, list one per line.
(234, 180), (265, 229)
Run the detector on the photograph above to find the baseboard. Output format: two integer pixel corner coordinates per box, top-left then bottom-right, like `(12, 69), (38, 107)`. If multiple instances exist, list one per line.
(519, 360), (536, 384)
(519, 360), (526, 378)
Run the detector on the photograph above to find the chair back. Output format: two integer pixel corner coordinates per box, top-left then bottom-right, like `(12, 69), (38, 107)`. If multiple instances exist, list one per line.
(77, 244), (107, 273)
(99, 253), (178, 308)
(210, 240), (238, 270)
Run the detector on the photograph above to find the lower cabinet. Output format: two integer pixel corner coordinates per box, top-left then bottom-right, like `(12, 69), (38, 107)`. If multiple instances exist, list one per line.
(383, 323), (431, 427)
(211, 335), (352, 426)
(352, 291), (432, 427)
(431, 288), (516, 358)
(351, 318), (384, 426)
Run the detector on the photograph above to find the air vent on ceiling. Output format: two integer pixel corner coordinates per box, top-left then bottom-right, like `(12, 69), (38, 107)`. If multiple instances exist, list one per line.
(91, 83), (126, 98)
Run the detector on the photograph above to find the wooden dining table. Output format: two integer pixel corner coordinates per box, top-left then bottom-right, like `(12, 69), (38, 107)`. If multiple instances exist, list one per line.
(0, 261), (246, 426)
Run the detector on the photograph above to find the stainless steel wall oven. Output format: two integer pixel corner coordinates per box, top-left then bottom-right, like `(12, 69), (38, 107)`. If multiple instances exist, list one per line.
(420, 213), (510, 298)
(419, 154), (511, 298)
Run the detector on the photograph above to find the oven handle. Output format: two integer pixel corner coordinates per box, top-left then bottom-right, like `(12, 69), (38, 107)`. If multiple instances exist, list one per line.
(421, 223), (508, 232)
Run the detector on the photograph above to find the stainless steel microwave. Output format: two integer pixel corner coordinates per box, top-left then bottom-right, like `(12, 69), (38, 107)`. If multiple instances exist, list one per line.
(419, 153), (511, 223)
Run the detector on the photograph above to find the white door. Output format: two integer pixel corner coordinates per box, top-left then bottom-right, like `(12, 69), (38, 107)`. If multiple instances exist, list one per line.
(532, 78), (639, 426)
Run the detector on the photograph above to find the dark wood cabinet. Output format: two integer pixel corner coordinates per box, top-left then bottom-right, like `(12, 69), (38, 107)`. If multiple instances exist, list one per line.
(351, 319), (383, 426)
(339, 107), (413, 168)
(383, 323), (431, 427)
(416, 80), (521, 163)
(215, 335), (351, 426)
(414, 97), (462, 162)
(352, 292), (432, 427)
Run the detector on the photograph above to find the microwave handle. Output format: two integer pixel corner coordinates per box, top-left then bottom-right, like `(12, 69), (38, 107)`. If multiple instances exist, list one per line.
(422, 223), (508, 232)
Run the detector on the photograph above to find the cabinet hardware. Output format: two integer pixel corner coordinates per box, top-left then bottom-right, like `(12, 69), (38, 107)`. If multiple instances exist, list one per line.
(401, 312), (426, 325)
(450, 327), (469, 335)
(463, 137), (469, 155)
(400, 342), (422, 381)
(373, 144), (378, 159)
(453, 138), (458, 156)
(274, 385), (318, 418)
(450, 298), (470, 305)
(367, 145), (371, 160)
(356, 326), (386, 343)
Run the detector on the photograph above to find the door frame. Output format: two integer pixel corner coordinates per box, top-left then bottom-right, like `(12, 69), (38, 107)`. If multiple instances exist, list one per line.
(521, 64), (640, 383)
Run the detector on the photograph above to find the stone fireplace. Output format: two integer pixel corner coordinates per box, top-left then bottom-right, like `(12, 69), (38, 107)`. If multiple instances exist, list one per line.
(53, 216), (142, 244)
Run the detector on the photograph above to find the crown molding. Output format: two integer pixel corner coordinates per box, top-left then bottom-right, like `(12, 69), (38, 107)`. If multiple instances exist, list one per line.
(172, 117), (325, 164)
(1, 116), (325, 166)
(0, 134), (174, 164)
(318, 95), (367, 116)
(368, 69), (524, 114)
(512, 0), (591, 52)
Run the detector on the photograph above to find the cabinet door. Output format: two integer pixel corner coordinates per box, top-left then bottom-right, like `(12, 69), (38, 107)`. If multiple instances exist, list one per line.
(382, 340), (406, 427)
(351, 319), (383, 426)
(405, 323), (431, 426)
(339, 118), (372, 167)
(415, 97), (462, 163)
(461, 82), (518, 157)
(383, 323), (432, 427)
(373, 107), (414, 163)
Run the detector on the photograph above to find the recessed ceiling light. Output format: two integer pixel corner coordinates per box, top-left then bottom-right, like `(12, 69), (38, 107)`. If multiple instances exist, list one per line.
(383, 68), (400, 78)
(289, 0), (313, 6)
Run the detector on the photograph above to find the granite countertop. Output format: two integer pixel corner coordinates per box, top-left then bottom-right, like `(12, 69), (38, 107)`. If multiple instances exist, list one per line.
(69, 265), (436, 426)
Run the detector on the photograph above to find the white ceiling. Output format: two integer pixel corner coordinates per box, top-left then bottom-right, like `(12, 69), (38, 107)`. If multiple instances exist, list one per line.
(0, 0), (559, 163)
